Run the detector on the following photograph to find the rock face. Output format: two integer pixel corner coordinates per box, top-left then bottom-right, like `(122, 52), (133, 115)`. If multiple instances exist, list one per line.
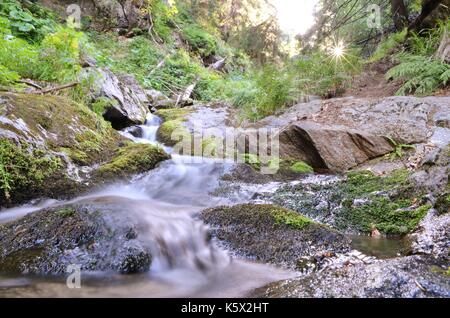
(82, 68), (149, 129)
(0, 203), (152, 274)
(279, 122), (394, 172)
(268, 96), (450, 173)
(200, 204), (351, 270)
(0, 93), (169, 206)
(250, 255), (450, 298)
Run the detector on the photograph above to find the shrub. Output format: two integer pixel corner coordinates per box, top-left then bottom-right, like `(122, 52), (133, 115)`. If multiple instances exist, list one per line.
(387, 54), (450, 95)
(369, 29), (407, 62)
(34, 26), (85, 82)
(181, 24), (217, 57)
(0, 0), (56, 42)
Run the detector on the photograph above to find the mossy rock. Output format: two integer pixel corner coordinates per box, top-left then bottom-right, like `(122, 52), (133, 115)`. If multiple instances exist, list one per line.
(200, 204), (350, 269)
(0, 203), (152, 274)
(239, 155), (314, 179)
(0, 93), (120, 166)
(336, 169), (429, 234)
(269, 168), (430, 235)
(156, 108), (193, 147)
(95, 143), (170, 179)
(0, 139), (66, 205)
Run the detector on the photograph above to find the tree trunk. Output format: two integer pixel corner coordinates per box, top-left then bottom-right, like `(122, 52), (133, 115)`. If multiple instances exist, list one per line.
(408, 0), (443, 31)
(435, 29), (450, 62)
(390, 0), (409, 30)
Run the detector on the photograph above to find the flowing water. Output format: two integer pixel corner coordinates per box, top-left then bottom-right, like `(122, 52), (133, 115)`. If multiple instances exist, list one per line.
(0, 113), (412, 297)
(0, 114), (294, 298)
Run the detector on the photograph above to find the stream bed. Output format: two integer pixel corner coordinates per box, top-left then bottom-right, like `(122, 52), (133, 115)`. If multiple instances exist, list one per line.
(0, 113), (417, 298)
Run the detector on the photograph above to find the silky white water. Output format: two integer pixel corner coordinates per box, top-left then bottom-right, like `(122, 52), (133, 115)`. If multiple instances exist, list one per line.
(0, 113), (294, 298)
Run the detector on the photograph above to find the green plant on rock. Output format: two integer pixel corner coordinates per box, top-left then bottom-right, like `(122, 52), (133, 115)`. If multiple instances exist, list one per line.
(0, 139), (62, 202)
(97, 143), (169, 178)
(337, 169), (428, 234)
(181, 24), (217, 57)
(290, 161), (314, 174)
(270, 207), (313, 230)
(386, 137), (416, 160)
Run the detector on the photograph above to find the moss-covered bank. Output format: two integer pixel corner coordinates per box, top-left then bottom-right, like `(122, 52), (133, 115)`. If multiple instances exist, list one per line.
(95, 142), (170, 179)
(200, 204), (351, 269)
(269, 169), (432, 235)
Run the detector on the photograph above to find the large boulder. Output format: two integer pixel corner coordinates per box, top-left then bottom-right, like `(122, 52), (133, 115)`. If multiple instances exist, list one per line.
(272, 96), (450, 173)
(199, 204), (351, 270)
(0, 93), (168, 206)
(82, 68), (149, 129)
(279, 121), (394, 172)
(0, 203), (151, 274)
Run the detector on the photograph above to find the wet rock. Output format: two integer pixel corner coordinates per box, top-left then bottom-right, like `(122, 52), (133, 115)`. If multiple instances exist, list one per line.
(199, 204), (351, 270)
(0, 204), (152, 274)
(411, 208), (450, 258)
(146, 89), (169, 105)
(250, 255), (450, 298)
(126, 126), (144, 138)
(81, 68), (148, 129)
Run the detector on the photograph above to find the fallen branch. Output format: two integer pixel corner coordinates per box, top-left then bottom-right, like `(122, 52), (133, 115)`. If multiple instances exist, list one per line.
(41, 82), (79, 94)
(17, 79), (43, 90)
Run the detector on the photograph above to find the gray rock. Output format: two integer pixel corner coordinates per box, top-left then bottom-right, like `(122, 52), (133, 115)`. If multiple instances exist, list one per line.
(278, 121), (394, 172)
(250, 255), (450, 298)
(199, 204), (351, 270)
(81, 68), (148, 129)
(0, 203), (152, 274)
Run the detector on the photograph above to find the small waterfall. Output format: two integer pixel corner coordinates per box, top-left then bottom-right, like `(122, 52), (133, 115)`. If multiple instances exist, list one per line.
(0, 111), (293, 297)
(120, 113), (162, 145)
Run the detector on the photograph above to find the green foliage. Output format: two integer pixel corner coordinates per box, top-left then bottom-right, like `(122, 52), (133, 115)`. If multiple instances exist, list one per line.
(386, 137), (416, 160)
(386, 21), (450, 96)
(181, 24), (217, 57)
(293, 49), (361, 98)
(0, 33), (39, 80)
(0, 140), (61, 201)
(387, 54), (450, 95)
(34, 27), (85, 82)
(0, 0), (56, 42)
(232, 65), (293, 121)
(0, 65), (20, 86)
(270, 207), (312, 230)
(369, 29), (408, 63)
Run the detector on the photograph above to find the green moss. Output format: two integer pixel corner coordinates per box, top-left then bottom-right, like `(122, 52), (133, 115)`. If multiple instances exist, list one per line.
(270, 207), (313, 230)
(344, 169), (410, 198)
(334, 169), (428, 234)
(290, 161), (314, 174)
(0, 93), (119, 166)
(56, 208), (75, 218)
(157, 108), (192, 122)
(242, 153), (261, 170)
(431, 266), (450, 277)
(156, 108), (193, 146)
(96, 143), (169, 178)
(91, 97), (118, 117)
(0, 139), (61, 202)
